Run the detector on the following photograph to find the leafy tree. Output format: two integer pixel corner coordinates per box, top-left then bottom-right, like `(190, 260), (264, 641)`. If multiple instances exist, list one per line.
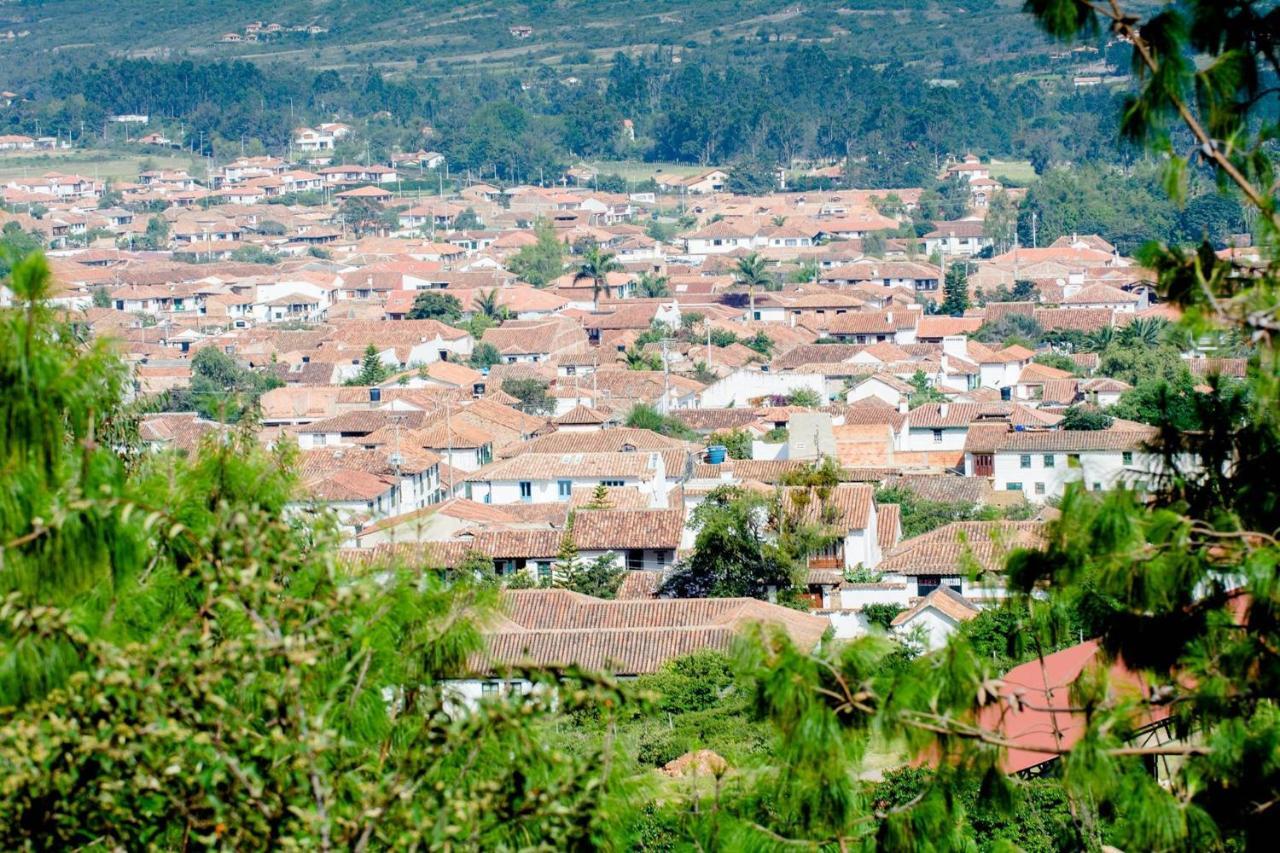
(624, 403), (698, 440)
(787, 387), (822, 408)
(982, 190), (1018, 253)
(862, 603), (905, 631)
(573, 244), (623, 311)
(1032, 352), (1078, 373)
(0, 252), (638, 847)
(1108, 374), (1205, 431)
(742, 331), (774, 357)
(138, 214), (169, 250)
(164, 345), (282, 422)
(0, 224), (43, 275)
(709, 327), (739, 348)
(407, 291), (463, 322)
(861, 230), (888, 258)
(939, 262), (971, 316)
(501, 377), (554, 415)
(229, 245), (278, 265)
(91, 286), (111, 308)
(468, 341), (502, 369)
(1096, 341), (1188, 387)
(707, 429), (753, 460)
(907, 369), (946, 407)
(789, 259), (820, 284)
(348, 343), (392, 386)
(1058, 405), (1113, 430)
(726, 157), (778, 195)
(660, 486), (794, 601)
(973, 313), (1043, 347)
(508, 219), (565, 287)
(874, 485), (988, 539)
(452, 206), (480, 230)
(561, 553), (626, 599)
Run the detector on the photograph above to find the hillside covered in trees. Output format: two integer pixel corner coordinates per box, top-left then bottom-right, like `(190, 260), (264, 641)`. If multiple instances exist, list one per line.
(0, 1), (1143, 186)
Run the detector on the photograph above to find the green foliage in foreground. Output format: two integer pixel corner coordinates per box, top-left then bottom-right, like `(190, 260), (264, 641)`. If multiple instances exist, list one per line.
(0, 255), (641, 847)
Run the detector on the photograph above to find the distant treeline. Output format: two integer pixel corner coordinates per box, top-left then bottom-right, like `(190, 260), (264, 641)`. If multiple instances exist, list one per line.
(5, 45), (1134, 186)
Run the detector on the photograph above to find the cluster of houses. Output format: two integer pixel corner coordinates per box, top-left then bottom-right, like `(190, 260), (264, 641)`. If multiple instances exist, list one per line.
(0, 149), (1245, 719)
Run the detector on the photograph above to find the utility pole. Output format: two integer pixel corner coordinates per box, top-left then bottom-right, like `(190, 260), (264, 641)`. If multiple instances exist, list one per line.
(660, 337), (672, 416)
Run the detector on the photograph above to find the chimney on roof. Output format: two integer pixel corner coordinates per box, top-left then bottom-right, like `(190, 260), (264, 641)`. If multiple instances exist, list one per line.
(939, 402), (949, 418)
(898, 398), (909, 414)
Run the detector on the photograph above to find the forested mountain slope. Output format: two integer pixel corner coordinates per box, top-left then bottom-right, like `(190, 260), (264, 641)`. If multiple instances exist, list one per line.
(5, 0), (1094, 85)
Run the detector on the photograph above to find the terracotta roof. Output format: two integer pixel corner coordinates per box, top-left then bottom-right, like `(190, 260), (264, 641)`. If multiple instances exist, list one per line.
(467, 451), (665, 482)
(1033, 308), (1115, 332)
(978, 640), (1169, 773)
(917, 316), (983, 338)
(780, 483), (875, 531)
(988, 426), (1156, 452)
(553, 404), (611, 425)
(615, 570), (663, 600)
(883, 475), (992, 505)
(890, 585), (980, 626)
(473, 589), (829, 675)
(1187, 357), (1247, 378)
(1062, 284), (1139, 304)
(303, 468), (394, 501)
(879, 521), (1047, 576)
(295, 409), (428, 434)
(139, 413), (225, 454)
(570, 509), (685, 550)
(876, 503), (901, 552)
(497, 427), (689, 458)
(907, 402), (983, 429)
(672, 408), (761, 432)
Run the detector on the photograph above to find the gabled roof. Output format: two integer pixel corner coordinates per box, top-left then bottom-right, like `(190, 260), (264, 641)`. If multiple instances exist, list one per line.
(890, 585), (980, 626)
(878, 521), (1047, 576)
(472, 589), (830, 676)
(978, 639), (1168, 773)
(570, 509), (685, 550)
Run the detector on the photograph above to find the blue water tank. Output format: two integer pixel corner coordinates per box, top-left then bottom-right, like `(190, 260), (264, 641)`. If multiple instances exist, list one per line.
(706, 445), (727, 464)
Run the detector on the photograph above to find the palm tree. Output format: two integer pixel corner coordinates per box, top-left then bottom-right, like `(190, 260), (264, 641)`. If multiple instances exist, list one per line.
(734, 252), (774, 317)
(1119, 316), (1166, 347)
(635, 272), (670, 298)
(474, 288), (508, 322)
(573, 244), (623, 311)
(1085, 326), (1115, 353)
(623, 346), (662, 371)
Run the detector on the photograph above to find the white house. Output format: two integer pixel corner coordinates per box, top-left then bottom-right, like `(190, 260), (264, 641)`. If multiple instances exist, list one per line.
(890, 586), (982, 650)
(464, 451), (670, 507)
(964, 426), (1161, 502)
(684, 220), (755, 255)
(571, 508), (684, 573)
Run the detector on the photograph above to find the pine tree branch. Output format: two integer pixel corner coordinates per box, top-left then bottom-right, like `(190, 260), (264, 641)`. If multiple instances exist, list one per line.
(1095, 0), (1279, 228)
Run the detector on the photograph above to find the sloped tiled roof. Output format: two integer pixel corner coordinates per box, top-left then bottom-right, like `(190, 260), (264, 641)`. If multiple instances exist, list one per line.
(570, 509), (685, 550)
(879, 521), (1047, 576)
(472, 589), (829, 675)
(780, 483), (875, 531)
(890, 585), (981, 626)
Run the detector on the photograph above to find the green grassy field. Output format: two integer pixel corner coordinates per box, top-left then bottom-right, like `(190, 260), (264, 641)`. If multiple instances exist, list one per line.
(585, 160), (716, 183)
(987, 159), (1037, 185)
(0, 149), (201, 183)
